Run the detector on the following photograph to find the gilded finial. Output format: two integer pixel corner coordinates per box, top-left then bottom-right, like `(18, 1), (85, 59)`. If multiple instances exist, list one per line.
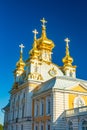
(32, 29), (38, 40)
(29, 29), (39, 58)
(40, 18), (47, 28)
(19, 43), (25, 60)
(19, 43), (25, 53)
(15, 44), (25, 75)
(62, 38), (73, 66)
(64, 38), (70, 45)
(40, 18), (47, 38)
(64, 38), (70, 56)
(32, 29), (38, 49)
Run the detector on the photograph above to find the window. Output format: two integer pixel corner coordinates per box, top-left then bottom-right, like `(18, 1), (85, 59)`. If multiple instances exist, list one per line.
(16, 125), (18, 130)
(46, 97), (51, 114)
(36, 126), (38, 130)
(12, 98), (15, 120)
(40, 100), (44, 116)
(17, 95), (20, 118)
(35, 102), (39, 116)
(41, 101), (44, 115)
(21, 125), (23, 130)
(74, 96), (85, 108)
(35, 125), (38, 130)
(46, 121), (51, 130)
(68, 121), (73, 130)
(48, 99), (51, 114)
(47, 124), (50, 130)
(22, 105), (25, 118)
(41, 125), (44, 130)
(36, 104), (39, 116)
(11, 126), (13, 130)
(22, 93), (25, 118)
(82, 120), (87, 130)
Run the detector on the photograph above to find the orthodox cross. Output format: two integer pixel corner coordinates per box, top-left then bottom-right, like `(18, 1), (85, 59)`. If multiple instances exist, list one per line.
(40, 18), (47, 27)
(32, 29), (38, 39)
(19, 44), (25, 53)
(64, 38), (70, 47)
(64, 38), (70, 56)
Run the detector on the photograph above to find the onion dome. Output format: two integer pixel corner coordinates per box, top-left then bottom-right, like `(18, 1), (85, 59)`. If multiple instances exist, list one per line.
(62, 38), (73, 66)
(15, 44), (25, 75)
(37, 18), (55, 51)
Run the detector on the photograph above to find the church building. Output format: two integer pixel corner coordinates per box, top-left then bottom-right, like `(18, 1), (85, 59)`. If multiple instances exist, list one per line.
(3, 18), (87, 130)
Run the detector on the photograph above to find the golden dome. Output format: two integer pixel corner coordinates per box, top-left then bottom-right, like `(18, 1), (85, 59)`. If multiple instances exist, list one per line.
(15, 44), (25, 74)
(16, 54), (25, 68)
(62, 55), (73, 66)
(37, 18), (55, 51)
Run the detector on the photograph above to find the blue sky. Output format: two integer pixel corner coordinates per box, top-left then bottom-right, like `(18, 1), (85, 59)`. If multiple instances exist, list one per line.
(0, 0), (87, 124)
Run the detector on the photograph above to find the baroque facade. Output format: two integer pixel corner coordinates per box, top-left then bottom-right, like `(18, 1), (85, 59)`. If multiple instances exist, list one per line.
(3, 18), (87, 130)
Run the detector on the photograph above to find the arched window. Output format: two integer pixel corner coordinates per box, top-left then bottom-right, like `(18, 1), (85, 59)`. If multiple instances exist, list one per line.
(68, 121), (73, 130)
(40, 99), (44, 116)
(17, 95), (20, 118)
(82, 120), (87, 130)
(34, 123), (39, 130)
(47, 124), (50, 130)
(41, 124), (44, 130)
(35, 101), (39, 116)
(36, 104), (39, 116)
(46, 97), (51, 114)
(22, 93), (25, 118)
(74, 96), (85, 108)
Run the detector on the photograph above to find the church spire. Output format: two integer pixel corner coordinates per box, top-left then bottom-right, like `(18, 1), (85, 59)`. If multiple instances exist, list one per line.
(19, 44), (25, 60)
(62, 38), (76, 77)
(15, 44), (25, 76)
(32, 29), (38, 48)
(65, 38), (70, 56)
(29, 29), (40, 59)
(62, 38), (73, 66)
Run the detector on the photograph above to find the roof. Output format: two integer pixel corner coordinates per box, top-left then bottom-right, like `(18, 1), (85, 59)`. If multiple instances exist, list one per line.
(33, 76), (87, 97)
(33, 77), (56, 97)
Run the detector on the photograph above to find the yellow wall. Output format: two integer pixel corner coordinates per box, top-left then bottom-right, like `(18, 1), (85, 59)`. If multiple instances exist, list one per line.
(68, 85), (87, 109)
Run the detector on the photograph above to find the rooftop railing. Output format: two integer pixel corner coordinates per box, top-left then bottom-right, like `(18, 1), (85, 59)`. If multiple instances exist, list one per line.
(64, 105), (87, 117)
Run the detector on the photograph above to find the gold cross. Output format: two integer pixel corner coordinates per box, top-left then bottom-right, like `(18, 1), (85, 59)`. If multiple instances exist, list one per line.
(64, 38), (70, 46)
(40, 18), (47, 27)
(32, 29), (38, 39)
(19, 44), (25, 53)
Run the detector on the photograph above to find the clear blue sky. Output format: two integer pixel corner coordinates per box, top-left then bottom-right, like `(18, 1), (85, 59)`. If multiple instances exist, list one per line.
(0, 0), (87, 124)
